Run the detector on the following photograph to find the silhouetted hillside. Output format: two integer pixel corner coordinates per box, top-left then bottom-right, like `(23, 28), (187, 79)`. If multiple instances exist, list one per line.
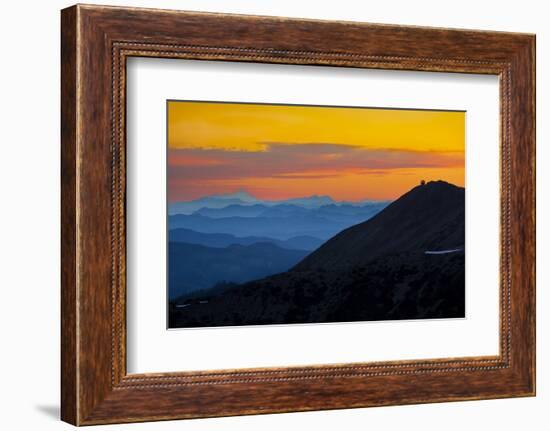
(170, 251), (465, 327)
(296, 180), (464, 270)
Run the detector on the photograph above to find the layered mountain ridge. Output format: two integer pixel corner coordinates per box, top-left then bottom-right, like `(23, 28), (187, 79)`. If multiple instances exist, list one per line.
(169, 181), (466, 328)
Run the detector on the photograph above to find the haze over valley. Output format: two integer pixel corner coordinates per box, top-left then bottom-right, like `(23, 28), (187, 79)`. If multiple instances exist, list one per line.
(168, 191), (389, 299)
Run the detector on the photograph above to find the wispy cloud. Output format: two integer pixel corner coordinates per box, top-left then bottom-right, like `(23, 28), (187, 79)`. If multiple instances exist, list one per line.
(168, 142), (464, 182)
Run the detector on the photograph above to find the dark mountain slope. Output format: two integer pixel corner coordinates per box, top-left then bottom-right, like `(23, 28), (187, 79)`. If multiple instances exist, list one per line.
(295, 181), (464, 270)
(169, 251), (465, 327)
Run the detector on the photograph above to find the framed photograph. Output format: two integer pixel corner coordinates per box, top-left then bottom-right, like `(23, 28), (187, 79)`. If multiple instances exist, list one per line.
(165, 100), (466, 329)
(61, 4), (535, 425)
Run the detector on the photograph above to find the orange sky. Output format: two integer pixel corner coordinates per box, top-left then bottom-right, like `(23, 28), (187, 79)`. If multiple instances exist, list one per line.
(167, 101), (465, 201)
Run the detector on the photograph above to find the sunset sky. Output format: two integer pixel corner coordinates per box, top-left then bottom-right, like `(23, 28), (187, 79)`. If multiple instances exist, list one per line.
(167, 101), (465, 202)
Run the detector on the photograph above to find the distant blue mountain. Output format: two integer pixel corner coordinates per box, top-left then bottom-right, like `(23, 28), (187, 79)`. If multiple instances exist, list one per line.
(169, 228), (324, 251)
(168, 202), (389, 240)
(168, 213), (353, 240)
(168, 191), (388, 216)
(168, 191), (260, 215)
(279, 195), (334, 209)
(191, 202), (389, 223)
(169, 241), (309, 299)
(216, 191), (259, 203)
(195, 204), (268, 218)
(254, 204), (311, 218)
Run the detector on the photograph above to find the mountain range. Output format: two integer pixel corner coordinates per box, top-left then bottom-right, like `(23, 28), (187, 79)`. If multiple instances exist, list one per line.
(169, 202), (389, 240)
(169, 212), (352, 241)
(168, 191), (388, 215)
(169, 228), (324, 251)
(169, 181), (466, 328)
(167, 191), (389, 300)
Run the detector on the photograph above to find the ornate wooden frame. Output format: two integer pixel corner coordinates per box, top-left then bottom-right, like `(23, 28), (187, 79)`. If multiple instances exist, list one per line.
(61, 4), (535, 425)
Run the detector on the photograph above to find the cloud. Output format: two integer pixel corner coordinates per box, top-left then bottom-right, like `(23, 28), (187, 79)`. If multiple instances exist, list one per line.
(168, 142), (464, 182)
(271, 173), (344, 179)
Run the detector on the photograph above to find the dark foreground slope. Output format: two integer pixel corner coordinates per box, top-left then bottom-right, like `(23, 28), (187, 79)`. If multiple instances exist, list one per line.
(169, 181), (465, 328)
(296, 180), (464, 270)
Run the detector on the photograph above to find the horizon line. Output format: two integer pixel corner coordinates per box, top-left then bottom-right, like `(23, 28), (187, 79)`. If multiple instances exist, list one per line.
(168, 180), (462, 204)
